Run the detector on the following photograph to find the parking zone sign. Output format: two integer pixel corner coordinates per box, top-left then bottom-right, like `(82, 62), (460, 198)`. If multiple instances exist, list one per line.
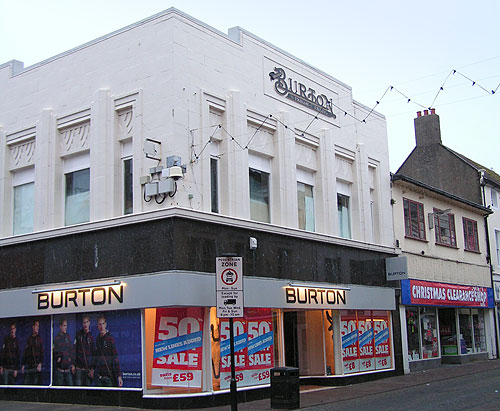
(216, 256), (244, 318)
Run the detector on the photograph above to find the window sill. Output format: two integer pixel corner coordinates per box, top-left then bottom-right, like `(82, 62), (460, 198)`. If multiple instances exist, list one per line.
(435, 242), (458, 249)
(464, 248), (481, 254)
(404, 236), (428, 243)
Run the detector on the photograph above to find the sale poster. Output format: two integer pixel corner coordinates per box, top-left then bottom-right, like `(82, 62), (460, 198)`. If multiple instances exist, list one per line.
(152, 308), (204, 387)
(341, 310), (392, 374)
(373, 311), (391, 370)
(357, 311), (375, 372)
(340, 311), (359, 374)
(220, 308), (274, 389)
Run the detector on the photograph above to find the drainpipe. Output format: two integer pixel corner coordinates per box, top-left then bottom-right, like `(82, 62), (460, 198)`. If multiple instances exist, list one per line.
(479, 169), (499, 359)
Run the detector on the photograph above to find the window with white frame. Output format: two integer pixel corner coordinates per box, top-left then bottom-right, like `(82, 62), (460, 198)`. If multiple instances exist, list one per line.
(12, 168), (35, 235)
(337, 181), (351, 239)
(249, 154), (271, 223)
(496, 230), (500, 268)
(64, 153), (90, 226)
(122, 140), (133, 215)
(491, 188), (499, 209)
(297, 169), (315, 232)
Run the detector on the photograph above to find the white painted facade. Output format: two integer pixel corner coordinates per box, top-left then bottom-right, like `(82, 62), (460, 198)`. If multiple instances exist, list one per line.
(483, 185), (500, 298)
(392, 177), (495, 374)
(392, 182), (490, 286)
(0, 8), (392, 247)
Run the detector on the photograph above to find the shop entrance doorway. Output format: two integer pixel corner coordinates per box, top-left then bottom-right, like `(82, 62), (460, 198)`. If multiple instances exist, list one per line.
(438, 308), (458, 356)
(284, 311), (299, 368)
(283, 310), (332, 376)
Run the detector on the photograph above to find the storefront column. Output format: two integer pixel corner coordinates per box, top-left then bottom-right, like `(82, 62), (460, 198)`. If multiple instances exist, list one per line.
(486, 309), (497, 359)
(331, 310), (343, 375)
(399, 305), (410, 374)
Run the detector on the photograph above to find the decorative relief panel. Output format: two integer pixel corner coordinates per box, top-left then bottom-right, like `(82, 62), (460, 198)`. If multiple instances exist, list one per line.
(117, 108), (133, 140)
(295, 142), (317, 171)
(6, 127), (36, 171)
(335, 155), (354, 182)
(9, 139), (36, 170)
(59, 121), (90, 156)
(247, 123), (274, 157)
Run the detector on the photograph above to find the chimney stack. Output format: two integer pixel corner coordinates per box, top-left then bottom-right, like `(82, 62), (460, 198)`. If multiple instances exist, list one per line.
(414, 109), (441, 147)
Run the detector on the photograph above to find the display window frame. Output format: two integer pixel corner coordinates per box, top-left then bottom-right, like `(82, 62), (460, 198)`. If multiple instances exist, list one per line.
(0, 305), (397, 395)
(405, 306), (440, 362)
(406, 306), (489, 362)
(339, 309), (394, 375)
(0, 309), (143, 390)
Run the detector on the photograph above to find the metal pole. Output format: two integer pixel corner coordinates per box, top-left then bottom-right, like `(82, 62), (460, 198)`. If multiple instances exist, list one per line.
(229, 317), (238, 411)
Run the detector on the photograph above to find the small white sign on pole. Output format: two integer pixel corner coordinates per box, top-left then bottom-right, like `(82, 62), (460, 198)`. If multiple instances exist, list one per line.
(216, 256), (244, 318)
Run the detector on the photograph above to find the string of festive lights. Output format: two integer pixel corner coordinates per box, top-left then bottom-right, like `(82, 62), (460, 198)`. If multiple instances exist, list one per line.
(189, 66), (499, 163)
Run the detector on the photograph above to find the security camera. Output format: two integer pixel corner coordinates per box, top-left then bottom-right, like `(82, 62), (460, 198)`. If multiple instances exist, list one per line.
(169, 166), (183, 180)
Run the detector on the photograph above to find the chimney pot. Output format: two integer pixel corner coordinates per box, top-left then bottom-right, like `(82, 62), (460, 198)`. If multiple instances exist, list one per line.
(414, 110), (442, 147)
(417, 111), (422, 117)
(430, 108), (436, 115)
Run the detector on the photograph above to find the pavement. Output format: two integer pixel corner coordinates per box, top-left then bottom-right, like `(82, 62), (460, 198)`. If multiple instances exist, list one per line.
(1, 359), (500, 410)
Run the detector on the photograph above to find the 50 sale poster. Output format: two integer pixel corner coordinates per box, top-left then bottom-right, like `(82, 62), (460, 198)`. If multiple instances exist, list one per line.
(340, 311), (359, 373)
(220, 308), (274, 389)
(341, 310), (392, 374)
(373, 311), (391, 370)
(357, 312), (375, 372)
(152, 308), (204, 387)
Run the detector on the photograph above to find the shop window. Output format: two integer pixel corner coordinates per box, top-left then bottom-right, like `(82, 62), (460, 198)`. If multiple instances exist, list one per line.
(123, 158), (133, 215)
(403, 198), (426, 240)
(53, 310), (141, 388)
(458, 309), (473, 354)
(434, 209), (456, 247)
(297, 182), (315, 231)
(13, 182), (34, 235)
(420, 307), (439, 359)
(340, 310), (392, 374)
(0, 316), (51, 386)
(463, 218), (479, 252)
(145, 307), (204, 394)
(439, 308), (457, 356)
(406, 307), (439, 361)
(406, 307), (420, 360)
(210, 307), (278, 390)
(65, 168), (90, 226)
(249, 168), (270, 223)
(472, 309), (487, 353)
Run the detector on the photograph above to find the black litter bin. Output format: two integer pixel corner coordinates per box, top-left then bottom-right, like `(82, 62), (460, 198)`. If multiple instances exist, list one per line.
(270, 366), (300, 409)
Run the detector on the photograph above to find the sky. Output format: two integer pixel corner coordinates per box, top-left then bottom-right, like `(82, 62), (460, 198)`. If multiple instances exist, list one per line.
(1, 0), (499, 173)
